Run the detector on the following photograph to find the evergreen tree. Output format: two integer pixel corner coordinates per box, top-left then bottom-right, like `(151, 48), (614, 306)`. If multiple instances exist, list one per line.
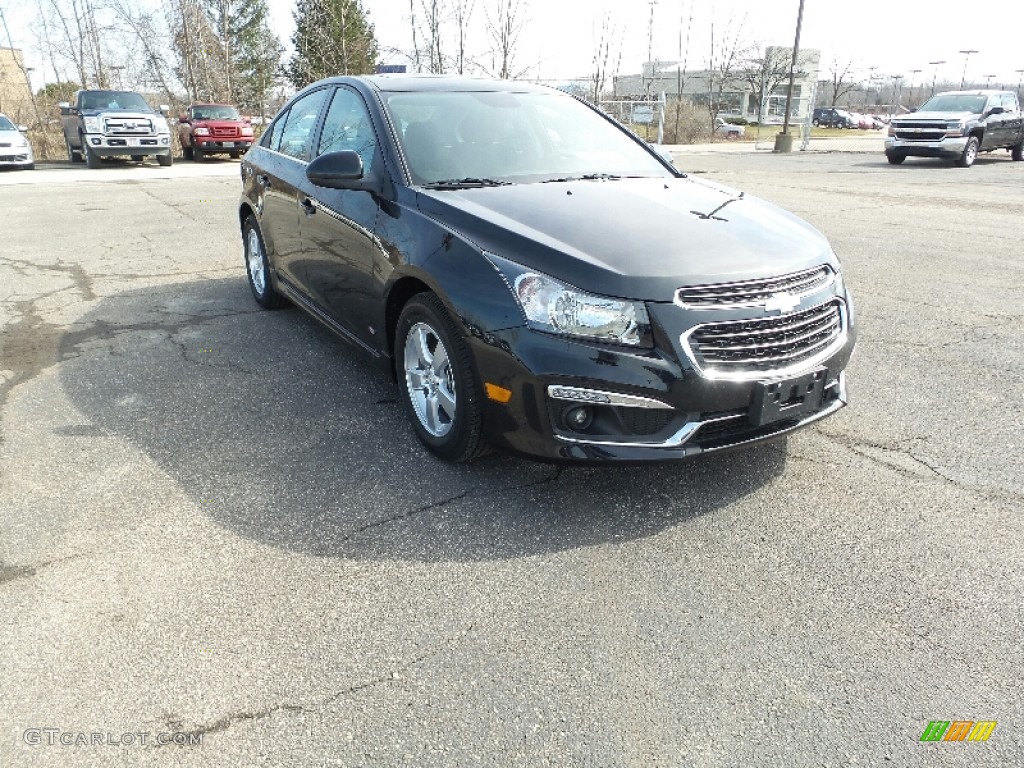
(288, 0), (378, 88)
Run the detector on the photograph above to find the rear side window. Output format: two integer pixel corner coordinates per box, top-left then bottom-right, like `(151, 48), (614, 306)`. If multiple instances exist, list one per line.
(276, 89), (330, 161)
(1002, 93), (1019, 111)
(263, 109), (289, 151)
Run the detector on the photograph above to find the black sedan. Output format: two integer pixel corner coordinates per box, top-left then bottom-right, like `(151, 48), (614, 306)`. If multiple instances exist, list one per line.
(239, 76), (856, 463)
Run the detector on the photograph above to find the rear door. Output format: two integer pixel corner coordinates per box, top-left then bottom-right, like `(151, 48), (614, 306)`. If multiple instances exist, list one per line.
(249, 88), (331, 291)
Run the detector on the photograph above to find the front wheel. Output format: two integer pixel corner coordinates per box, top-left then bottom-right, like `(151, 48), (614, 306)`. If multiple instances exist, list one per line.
(1012, 141), (1023, 161)
(956, 137), (979, 168)
(242, 216), (288, 310)
(131, 154), (144, 162)
(194, 148), (204, 162)
(396, 293), (487, 463)
(84, 140), (100, 169)
(182, 144), (194, 161)
(157, 153), (173, 167)
(66, 137), (82, 163)
(229, 151), (241, 159)
(886, 152), (906, 165)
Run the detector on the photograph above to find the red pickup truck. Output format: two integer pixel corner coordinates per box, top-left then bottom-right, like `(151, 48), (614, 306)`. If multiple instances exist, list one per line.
(177, 103), (255, 161)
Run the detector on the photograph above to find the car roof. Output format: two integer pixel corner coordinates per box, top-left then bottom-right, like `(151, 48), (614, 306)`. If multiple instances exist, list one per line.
(934, 90), (1009, 96)
(190, 103), (236, 108)
(320, 74), (562, 95)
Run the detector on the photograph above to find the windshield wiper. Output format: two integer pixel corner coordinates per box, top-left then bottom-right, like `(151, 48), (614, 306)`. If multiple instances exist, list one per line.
(422, 177), (512, 189)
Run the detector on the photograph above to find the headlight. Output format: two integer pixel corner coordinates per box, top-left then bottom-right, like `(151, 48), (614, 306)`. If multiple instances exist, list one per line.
(945, 121), (965, 137)
(83, 116), (102, 133)
(153, 117), (169, 133)
(14, 135), (28, 148)
(488, 255), (648, 346)
(240, 125), (254, 136)
(193, 126), (210, 136)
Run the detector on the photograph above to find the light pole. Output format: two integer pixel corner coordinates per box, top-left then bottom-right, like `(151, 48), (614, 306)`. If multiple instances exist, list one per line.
(864, 65), (878, 110)
(908, 68), (922, 107)
(890, 75), (903, 119)
(959, 49), (978, 89)
(983, 74), (996, 87)
(775, 0), (806, 153)
(1016, 69), (1024, 101)
(929, 60), (945, 96)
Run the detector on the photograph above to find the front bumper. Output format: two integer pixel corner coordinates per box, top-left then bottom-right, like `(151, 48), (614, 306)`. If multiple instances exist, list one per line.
(885, 136), (967, 159)
(0, 148), (33, 166)
(196, 138), (252, 152)
(469, 293), (856, 463)
(84, 133), (172, 157)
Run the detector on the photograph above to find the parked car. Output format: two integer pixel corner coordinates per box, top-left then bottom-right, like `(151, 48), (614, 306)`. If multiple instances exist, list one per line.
(177, 103), (254, 161)
(0, 114), (34, 170)
(812, 107), (855, 128)
(713, 117), (745, 138)
(239, 76), (856, 463)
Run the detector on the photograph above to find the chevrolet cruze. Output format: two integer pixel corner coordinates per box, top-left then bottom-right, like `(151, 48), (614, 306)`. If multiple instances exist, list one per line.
(239, 76), (856, 463)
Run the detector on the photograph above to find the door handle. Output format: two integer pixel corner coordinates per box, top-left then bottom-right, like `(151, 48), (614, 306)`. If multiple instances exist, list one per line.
(301, 198), (317, 216)
(256, 174), (272, 189)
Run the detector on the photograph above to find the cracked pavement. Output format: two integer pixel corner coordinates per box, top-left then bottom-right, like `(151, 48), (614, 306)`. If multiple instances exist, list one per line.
(1, 157), (1022, 766)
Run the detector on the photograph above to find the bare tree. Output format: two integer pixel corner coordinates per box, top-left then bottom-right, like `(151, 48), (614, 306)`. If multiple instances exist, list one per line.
(484, 0), (525, 80)
(453, 0), (474, 75)
(706, 15), (750, 129)
(589, 12), (621, 104)
(741, 45), (790, 122)
(823, 55), (857, 107)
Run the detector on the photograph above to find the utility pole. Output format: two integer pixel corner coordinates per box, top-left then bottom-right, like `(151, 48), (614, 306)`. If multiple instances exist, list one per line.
(775, 0), (806, 152)
(645, 0), (658, 97)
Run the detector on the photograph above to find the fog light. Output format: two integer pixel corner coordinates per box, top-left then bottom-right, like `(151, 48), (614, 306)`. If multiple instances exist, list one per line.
(91, 138), (101, 145)
(563, 406), (593, 431)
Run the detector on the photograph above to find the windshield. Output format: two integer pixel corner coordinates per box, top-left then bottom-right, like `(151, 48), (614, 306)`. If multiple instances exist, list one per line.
(917, 94), (988, 113)
(80, 91), (154, 111)
(192, 105), (241, 120)
(0, 116), (15, 131)
(383, 90), (672, 185)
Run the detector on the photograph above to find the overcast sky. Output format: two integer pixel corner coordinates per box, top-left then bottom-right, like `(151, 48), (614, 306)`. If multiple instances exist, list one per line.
(3, 0), (1023, 90)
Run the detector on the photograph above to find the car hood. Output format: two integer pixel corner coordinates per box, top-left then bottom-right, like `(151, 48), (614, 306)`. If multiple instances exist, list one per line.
(898, 110), (978, 121)
(0, 128), (26, 142)
(415, 176), (836, 301)
(80, 109), (159, 117)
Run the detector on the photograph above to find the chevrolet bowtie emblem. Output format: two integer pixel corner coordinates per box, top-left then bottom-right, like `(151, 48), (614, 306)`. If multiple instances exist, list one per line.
(764, 292), (799, 313)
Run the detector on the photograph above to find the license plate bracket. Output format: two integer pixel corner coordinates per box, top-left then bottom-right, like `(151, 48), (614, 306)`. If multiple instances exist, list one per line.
(749, 368), (828, 427)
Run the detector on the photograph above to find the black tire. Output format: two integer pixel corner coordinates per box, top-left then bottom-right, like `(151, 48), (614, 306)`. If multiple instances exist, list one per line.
(242, 216), (288, 310)
(183, 145), (194, 161)
(66, 137), (83, 164)
(84, 140), (100, 169)
(22, 163), (35, 171)
(1012, 141), (1023, 161)
(396, 293), (487, 463)
(131, 154), (144, 162)
(194, 148), (204, 162)
(157, 153), (173, 167)
(812, 119), (820, 127)
(229, 151), (241, 159)
(956, 136), (979, 168)
(886, 152), (906, 165)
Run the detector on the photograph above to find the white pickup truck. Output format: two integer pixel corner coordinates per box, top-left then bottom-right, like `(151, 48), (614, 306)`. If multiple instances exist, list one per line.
(59, 90), (173, 168)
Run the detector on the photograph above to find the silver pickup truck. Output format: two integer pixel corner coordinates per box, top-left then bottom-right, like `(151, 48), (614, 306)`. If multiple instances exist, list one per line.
(59, 90), (173, 168)
(884, 90), (1024, 167)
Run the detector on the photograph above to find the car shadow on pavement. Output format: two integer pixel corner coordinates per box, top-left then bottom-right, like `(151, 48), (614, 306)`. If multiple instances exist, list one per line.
(58, 278), (786, 562)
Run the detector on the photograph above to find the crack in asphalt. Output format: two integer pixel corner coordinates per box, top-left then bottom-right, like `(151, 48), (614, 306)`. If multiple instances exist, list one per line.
(0, 255), (96, 301)
(164, 623), (476, 743)
(339, 490), (473, 543)
(0, 552), (91, 586)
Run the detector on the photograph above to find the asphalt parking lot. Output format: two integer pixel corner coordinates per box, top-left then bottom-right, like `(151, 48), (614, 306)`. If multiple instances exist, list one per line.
(2, 151), (1022, 767)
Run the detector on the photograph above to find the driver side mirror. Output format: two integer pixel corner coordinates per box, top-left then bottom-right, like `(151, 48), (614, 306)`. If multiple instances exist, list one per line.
(987, 106), (1005, 116)
(17, 124), (29, 132)
(306, 150), (364, 189)
(159, 104), (170, 116)
(58, 102), (71, 115)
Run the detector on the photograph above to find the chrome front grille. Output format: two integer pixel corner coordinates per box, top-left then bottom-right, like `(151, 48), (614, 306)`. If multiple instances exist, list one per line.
(685, 300), (845, 377)
(893, 122), (948, 141)
(675, 266), (832, 308)
(104, 118), (152, 135)
(212, 126), (237, 137)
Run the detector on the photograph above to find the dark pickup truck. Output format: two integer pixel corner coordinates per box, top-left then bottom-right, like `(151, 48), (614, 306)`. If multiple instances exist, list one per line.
(59, 89), (173, 168)
(884, 90), (1024, 167)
